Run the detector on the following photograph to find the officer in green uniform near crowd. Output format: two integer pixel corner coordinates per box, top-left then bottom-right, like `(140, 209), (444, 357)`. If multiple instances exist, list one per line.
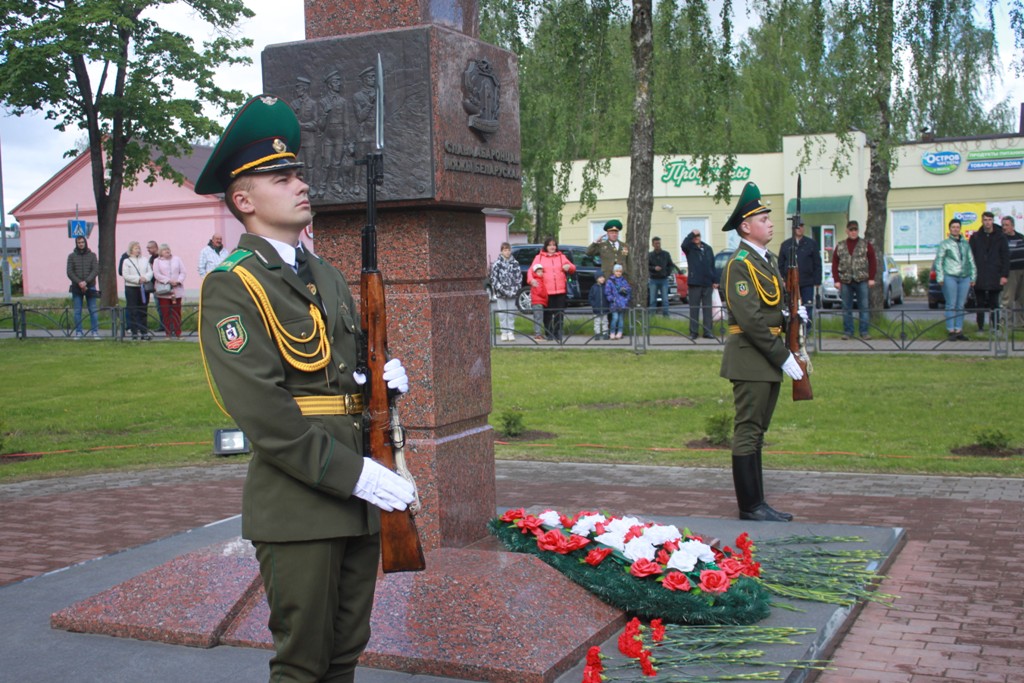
(195, 95), (415, 683)
(587, 218), (631, 277)
(719, 182), (805, 523)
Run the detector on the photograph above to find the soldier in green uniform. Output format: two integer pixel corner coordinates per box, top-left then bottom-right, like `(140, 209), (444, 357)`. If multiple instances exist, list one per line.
(719, 182), (805, 523)
(195, 95), (415, 683)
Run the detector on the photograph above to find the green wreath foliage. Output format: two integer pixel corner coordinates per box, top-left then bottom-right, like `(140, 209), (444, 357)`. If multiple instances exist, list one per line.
(488, 518), (771, 625)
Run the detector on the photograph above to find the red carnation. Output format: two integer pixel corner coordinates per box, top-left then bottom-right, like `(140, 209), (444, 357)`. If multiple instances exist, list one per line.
(624, 524), (645, 542)
(741, 559), (762, 577)
(662, 539), (679, 553)
(649, 618), (665, 643)
(639, 648), (657, 676)
(617, 619), (644, 658)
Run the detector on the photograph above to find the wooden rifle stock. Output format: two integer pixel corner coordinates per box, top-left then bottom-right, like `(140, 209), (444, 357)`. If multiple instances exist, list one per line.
(360, 270), (426, 572)
(786, 260), (813, 402)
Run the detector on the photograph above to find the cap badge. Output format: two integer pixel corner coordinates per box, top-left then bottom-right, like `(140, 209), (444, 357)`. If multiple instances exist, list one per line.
(273, 138), (287, 154)
(260, 96), (279, 106)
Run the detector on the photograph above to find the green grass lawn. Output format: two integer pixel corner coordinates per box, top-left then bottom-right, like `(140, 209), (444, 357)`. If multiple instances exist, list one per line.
(0, 340), (1021, 482)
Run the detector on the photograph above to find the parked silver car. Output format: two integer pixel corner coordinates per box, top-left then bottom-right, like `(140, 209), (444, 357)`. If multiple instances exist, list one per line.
(820, 255), (904, 309)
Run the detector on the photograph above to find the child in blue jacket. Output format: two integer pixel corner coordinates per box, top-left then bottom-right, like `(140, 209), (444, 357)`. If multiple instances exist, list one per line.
(604, 264), (632, 339)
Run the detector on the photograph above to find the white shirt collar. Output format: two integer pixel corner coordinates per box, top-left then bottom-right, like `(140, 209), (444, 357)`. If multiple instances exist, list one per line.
(740, 238), (770, 261)
(260, 236), (316, 269)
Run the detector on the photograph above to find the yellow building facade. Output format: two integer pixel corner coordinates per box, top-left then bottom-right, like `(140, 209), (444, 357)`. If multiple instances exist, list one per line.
(559, 132), (1024, 276)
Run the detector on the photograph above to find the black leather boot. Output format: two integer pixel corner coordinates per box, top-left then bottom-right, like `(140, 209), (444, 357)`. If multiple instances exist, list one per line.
(754, 448), (793, 521)
(732, 455), (790, 522)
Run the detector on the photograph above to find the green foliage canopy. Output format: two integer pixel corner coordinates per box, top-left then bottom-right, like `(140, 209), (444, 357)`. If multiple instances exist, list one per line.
(0, 0), (255, 305)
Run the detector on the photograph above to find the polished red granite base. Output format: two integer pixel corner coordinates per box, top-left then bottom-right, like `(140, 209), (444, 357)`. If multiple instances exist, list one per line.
(52, 539), (624, 683)
(50, 538), (261, 648)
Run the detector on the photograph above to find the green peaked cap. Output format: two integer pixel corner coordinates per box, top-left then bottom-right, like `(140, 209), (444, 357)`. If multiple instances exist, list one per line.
(195, 95), (304, 196)
(722, 181), (771, 232)
(603, 219), (622, 231)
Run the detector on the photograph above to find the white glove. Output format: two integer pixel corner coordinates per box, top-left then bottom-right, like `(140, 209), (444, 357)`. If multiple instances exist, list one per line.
(781, 353), (804, 380)
(353, 459), (415, 512)
(352, 357), (408, 393)
(382, 357), (409, 393)
(797, 306), (809, 324)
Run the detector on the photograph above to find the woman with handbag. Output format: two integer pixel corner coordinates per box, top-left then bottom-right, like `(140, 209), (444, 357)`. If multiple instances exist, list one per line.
(152, 243), (186, 338)
(122, 241), (154, 340)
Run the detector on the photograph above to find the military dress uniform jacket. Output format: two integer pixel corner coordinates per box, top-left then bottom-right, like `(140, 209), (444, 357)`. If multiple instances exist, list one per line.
(719, 247), (790, 382)
(587, 240), (631, 278)
(200, 233), (377, 543)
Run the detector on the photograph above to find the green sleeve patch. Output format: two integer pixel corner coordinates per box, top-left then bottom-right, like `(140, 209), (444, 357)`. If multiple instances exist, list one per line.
(213, 249), (253, 273)
(735, 280), (750, 297)
(216, 314), (248, 353)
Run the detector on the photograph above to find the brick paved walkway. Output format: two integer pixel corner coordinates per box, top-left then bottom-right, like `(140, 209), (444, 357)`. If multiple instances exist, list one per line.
(2, 461), (1022, 682)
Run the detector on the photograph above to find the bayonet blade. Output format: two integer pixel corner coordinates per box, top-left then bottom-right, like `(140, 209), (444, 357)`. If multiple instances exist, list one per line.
(375, 53), (384, 151)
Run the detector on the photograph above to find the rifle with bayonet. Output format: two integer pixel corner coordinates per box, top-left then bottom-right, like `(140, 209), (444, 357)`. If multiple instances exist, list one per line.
(358, 54), (426, 573)
(787, 175), (813, 401)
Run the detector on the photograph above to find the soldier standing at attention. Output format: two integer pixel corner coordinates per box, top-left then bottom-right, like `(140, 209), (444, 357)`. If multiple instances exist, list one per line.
(195, 95), (415, 683)
(720, 182), (804, 523)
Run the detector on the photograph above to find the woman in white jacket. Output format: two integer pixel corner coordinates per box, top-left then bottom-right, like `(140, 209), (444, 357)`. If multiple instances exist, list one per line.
(121, 241), (153, 340)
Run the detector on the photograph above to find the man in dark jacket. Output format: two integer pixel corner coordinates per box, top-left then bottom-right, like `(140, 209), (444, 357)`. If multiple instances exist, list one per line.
(969, 211), (1009, 331)
(777, 222), (822, 331)
(1000, 215), (1024, 328)
(647, 236), (677, 317)
(681, 230), (718, 339)
(66, 236), (100, 338)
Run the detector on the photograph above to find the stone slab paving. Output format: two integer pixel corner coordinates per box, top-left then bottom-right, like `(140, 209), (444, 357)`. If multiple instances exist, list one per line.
(2, 460), (1023, 682)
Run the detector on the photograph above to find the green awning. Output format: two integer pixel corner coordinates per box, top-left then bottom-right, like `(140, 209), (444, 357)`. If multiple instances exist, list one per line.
(785, 195), (852, 215)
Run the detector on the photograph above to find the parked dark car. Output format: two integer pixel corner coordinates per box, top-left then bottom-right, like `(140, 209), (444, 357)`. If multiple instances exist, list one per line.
(821, 255), (904, 309)
(713, 248), (734, 282)
(511, 244), (603, 311)
(927, 259), (977, 310)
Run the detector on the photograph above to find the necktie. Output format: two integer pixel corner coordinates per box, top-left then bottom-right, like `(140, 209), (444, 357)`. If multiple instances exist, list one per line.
(295, 247), (318, 298)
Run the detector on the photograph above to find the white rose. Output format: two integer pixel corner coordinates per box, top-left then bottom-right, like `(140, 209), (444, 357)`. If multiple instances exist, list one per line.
(666, 549), (698, 573)
(623, 537), (657, 562)
(571, 513), (608, 537)
(643, 524), (682, 546)
(678, 539), (715, 563)
(594, 531), (626, 552)
(538, 510), (562, 528)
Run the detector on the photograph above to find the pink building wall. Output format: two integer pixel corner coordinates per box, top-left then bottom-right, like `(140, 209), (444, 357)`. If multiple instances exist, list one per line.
(13, 153), (244, 299)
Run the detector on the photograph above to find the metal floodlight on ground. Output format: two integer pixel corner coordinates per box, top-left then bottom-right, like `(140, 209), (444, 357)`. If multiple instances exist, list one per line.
(213, 428), (250, 456)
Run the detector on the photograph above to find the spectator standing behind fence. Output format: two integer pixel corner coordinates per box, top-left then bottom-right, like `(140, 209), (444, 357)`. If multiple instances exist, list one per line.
(122, 241), (154, 340)
(934, 218), (976, 342)
(777, 222), (821, 332)
(681, 230), (718, 340)
(146, 240), (166, 334)
(832, 220), (876, 340)
(604, 263), (631, 339)
(969, 211), (1009, 332)
(530, 238), (575, 342)
(528, 263), (548, 341)
(589, 274), (609, 340)
(197, 234), (226, 278)
(490, 242), (521, 341)
(1000, 215), (1024, 328)
(66, 236), (100, 339)
(647, 237), (677, 317)
(153, 243), (186, 339)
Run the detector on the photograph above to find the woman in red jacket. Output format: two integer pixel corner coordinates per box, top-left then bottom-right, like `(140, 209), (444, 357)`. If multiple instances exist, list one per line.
(530, 237), (576, 341)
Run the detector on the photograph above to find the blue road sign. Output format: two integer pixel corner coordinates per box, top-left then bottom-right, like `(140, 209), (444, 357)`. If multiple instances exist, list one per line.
(68, 220), (90, 238)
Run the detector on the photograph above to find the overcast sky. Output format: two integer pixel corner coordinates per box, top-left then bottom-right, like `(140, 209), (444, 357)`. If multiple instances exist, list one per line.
(2, 0), (1023, 226)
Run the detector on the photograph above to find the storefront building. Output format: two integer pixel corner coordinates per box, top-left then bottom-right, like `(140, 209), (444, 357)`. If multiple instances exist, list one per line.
(559, 132), (1024, 277)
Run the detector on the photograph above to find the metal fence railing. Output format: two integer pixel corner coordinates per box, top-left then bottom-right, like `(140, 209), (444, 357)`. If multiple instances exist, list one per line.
(4, 300), (1021, 356)
(489, 303), (1024, 357)
(7, 303), (200, 340)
